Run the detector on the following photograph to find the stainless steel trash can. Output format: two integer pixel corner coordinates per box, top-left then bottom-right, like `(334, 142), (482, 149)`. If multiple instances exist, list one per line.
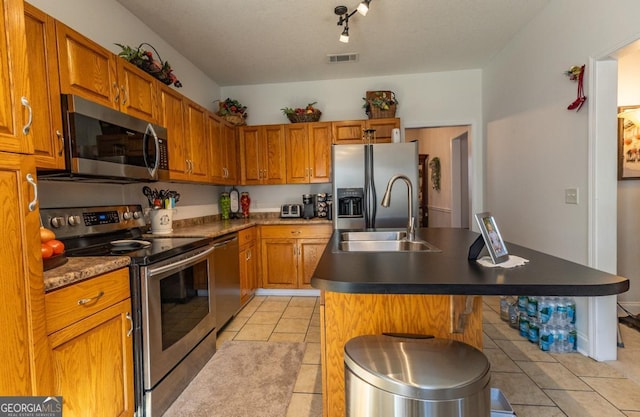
(344, 335), (491, 417)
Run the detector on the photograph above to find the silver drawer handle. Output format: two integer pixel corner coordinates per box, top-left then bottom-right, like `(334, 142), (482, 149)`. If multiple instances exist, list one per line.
(26, 173), (38, 212)
(77, 290), (104, 306)
(126, 312), (133, 337)
(21, 96), (33, 135)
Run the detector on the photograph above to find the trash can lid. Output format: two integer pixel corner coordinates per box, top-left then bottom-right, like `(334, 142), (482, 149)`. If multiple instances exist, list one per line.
(344, 335), (491, 401)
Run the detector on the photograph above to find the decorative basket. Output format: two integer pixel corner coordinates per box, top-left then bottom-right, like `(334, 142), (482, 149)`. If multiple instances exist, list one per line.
(364, 90), (397, 119)
(117, 43), (182, 87)
(216, 101), (247, 126)
(286, 111), (322, 123)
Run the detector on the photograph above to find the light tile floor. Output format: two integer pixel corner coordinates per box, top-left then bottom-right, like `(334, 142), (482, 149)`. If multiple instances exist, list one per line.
(217, 295), (640, 417)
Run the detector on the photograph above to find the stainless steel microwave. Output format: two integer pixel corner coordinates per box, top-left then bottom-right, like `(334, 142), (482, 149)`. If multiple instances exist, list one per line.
(39, 94), (169, 182)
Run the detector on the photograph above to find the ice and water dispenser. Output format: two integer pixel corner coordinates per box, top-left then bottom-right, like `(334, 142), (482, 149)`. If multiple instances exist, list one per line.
(336, 188), (364, 222)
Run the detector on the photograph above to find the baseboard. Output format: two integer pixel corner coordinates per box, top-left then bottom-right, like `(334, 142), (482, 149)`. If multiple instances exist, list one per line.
(618, 301), (640, 316)
(255, 288), (321, 297)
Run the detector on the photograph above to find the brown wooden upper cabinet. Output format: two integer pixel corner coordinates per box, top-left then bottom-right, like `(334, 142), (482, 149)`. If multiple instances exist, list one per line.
(56, 21), (158, 124)
(239, 125), (286, 185)
(208, 113), (239, 185)
(24, 3), (65, 169)
(331, 118), (400, 144)
(285, 122), (332, 184)
(0, 0), (33, 154)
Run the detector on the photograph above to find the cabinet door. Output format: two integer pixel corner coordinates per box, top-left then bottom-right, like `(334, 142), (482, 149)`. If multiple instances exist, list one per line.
(298, 238), (329, 288)
(285, 123), (309, 184)
(159, 85), (188, 181)
(56, 21), (117, 109)
(239, 244), (257, 305)
(49, 299), (134, 417)
(116, 58), (158, 123)
(239, 126), (262, 185)
(207, 113), (226, 183)
(0, 0), (33, 154)
(260, 238), (298, 288)
(184, 100), (209, 182)
(24, 4), (64, 168)
(223, 123), (239, 184)
(0, 153), (52, 395)
(365, 118), (399, 143)
(263, 125), (286, 184)
(331, 120), (365, 144)
(308, 122), (332, 183)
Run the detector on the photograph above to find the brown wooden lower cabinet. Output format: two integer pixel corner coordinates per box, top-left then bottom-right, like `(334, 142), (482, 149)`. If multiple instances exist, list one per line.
(239, 226), (258, 305)
(320, 291), (483, 417)
(45, 268), (134, 417)
(259, 224), (332, 289)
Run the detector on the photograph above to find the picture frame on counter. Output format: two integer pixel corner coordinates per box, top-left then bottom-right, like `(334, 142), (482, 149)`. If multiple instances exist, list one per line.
(617, 105), (640, 180)
(474, 212), (509, 264)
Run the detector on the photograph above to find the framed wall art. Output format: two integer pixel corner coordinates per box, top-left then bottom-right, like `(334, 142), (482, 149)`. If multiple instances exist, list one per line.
(618, 105), (640, 180)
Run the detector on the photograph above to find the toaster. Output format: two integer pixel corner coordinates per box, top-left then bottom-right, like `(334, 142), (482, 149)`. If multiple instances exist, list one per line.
(280, 204), (302, 218)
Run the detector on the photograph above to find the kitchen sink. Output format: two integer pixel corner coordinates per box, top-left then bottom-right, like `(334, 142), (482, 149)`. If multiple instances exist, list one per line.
(340, 230), (407, 241)
(338, 239), (441, 253)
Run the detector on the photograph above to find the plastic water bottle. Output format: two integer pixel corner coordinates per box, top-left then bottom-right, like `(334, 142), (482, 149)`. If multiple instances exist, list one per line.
(528, 317), (540, 344)
(500, 296), (514, 321)
(519, 311), (530, 338)
(556, 298), (568, 325)
(508, 302), (519, 329)
(556, 324), (569, 353)
(568, 323), (577, 352)
(527, 296), (538, 318)
(565, 297), (576, 325)
(538, 297), (552, 324)
(549, 325), (560, 352)
(539, 324), (553, 352)
(517, 296), (528, 312)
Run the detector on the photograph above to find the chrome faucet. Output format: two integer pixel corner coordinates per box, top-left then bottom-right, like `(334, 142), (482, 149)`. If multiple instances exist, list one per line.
(381, 174), (416, 241)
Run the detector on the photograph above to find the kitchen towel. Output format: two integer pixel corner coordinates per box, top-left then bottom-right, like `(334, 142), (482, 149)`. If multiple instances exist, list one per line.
(477, 255), (529, 268)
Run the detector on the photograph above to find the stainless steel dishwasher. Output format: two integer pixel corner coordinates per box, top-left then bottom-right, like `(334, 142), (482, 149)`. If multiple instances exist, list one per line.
(212, 234), (241, 331)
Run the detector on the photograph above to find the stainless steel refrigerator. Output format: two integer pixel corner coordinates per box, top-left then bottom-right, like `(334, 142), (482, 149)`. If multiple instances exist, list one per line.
(332, 142), (419, 230)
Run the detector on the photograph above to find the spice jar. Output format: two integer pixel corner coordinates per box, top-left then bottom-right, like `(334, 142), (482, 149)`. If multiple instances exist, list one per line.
(240, 192), (251, 218)
(220, 192), (230, 220)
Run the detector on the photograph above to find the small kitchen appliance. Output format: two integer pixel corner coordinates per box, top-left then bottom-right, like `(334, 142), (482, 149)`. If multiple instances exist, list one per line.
(281, 204), (302, 218)
(302, 194), (316, 219)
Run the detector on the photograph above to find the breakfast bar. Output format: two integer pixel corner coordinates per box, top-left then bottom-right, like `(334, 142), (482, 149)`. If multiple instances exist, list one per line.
(311, 227), (629, 417)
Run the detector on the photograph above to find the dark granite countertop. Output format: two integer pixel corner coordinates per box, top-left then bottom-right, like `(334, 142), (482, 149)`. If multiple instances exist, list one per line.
(311, 228), (630, 296)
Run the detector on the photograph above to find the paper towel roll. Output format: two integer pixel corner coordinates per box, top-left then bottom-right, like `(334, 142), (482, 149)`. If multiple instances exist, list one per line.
(392, 128), (401, 143)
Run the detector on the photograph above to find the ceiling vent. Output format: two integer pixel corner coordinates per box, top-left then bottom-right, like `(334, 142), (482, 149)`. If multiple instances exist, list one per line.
(327, 53), (359, 63)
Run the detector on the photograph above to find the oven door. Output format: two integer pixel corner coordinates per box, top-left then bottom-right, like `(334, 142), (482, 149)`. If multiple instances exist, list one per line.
(140, 243), (216, 390)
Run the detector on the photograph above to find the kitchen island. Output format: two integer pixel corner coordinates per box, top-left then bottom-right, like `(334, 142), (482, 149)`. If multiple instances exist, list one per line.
(311, 227), (629, 417)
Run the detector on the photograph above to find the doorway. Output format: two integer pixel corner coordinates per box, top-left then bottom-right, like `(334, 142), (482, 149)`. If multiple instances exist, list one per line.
(406, 125), (471, 228)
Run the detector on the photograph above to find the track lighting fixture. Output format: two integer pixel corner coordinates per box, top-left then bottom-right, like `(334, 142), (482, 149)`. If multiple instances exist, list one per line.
(334, 1), (373, 43)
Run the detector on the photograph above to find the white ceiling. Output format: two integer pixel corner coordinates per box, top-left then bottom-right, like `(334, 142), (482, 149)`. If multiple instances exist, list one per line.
(114, 0), (550, 87)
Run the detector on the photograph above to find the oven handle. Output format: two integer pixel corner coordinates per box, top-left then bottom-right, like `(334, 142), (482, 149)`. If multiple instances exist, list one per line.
(146, 244), (215, 278)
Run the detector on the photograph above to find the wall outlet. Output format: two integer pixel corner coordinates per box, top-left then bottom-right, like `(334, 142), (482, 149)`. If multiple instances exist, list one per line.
(565, 188), (579, 204)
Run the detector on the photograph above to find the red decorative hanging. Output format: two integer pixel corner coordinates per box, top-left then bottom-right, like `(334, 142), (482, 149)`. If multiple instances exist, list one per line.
(566, 65), (586, 112)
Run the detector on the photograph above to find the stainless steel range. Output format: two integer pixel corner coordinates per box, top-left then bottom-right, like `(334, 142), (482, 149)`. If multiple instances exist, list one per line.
(40, 205), (217, 417)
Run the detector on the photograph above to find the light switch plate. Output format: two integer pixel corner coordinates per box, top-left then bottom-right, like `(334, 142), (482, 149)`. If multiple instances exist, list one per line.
(565, 188), (578, 204)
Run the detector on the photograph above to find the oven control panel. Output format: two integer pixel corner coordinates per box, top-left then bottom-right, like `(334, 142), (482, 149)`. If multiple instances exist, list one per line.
(40, 205), (146, 239)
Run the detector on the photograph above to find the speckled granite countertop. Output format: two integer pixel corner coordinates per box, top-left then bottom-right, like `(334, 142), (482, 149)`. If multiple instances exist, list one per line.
(43, 213), (331, 292)
(43, 256), (131, 292)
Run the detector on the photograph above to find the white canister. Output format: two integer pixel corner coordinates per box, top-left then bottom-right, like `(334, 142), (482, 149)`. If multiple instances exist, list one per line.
(150, 208), (174, 234)
(392, 128), (401, 143)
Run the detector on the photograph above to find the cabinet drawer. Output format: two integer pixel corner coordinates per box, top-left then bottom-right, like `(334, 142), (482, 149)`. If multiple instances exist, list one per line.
(45, 268), (130, 334)
(260, 224), (332, 239)
(238, 226), (257, 248)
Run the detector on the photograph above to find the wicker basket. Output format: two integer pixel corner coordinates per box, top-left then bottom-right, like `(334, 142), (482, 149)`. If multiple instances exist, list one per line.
(286, 110), (322, 123)
(365, 90), (397, 119)
(216, 102), (247, 126)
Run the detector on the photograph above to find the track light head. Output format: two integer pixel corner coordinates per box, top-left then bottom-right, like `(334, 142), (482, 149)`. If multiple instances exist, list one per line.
(334, 2), (373, 42)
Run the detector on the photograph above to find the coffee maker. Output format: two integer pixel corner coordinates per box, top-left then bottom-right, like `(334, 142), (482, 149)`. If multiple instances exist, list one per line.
(302, 194), (316, 219)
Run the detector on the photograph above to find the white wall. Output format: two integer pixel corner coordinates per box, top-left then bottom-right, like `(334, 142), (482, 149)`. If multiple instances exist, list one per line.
(484, 0), (640, 263)
(27, 0), (220, 111)
(221, 70), (484, 218)
(483, 0), (640, 358)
